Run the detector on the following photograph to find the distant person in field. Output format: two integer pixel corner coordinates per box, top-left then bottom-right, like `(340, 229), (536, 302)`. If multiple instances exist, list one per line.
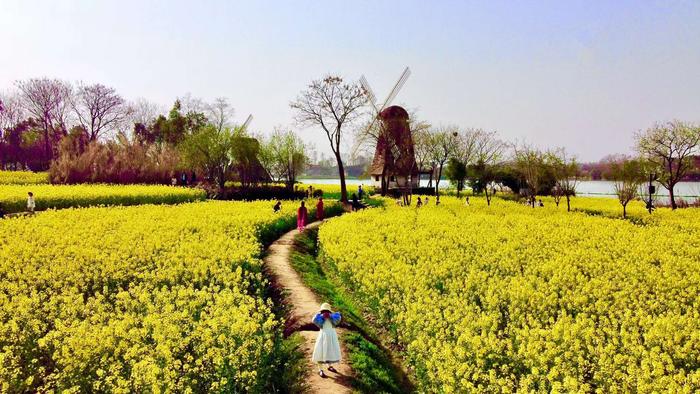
(538, 199), (544, 207)
(465, 196), (470, 205)
(171, 176), (177, 186)
(316, 197), (325, 221)
(416, 197), (422, 207)
(297, 201), (308, 231)
(180, 172), (187, 185)
(273, 200), (282, 213)
(27, 192), (35, 213)
(436, 196), (440, 206)
(424, 196), (429, 205)
(312, 302), (342, 378)
(190, 171), (197, 185)
(358, 184), (364, 200)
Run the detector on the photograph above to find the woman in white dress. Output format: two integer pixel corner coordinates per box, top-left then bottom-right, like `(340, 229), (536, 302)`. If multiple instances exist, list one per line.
(312, 302), (342, 377)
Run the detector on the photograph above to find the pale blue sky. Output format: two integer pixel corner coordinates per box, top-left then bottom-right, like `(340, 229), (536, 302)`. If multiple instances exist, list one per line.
(1, 0), (699, 161)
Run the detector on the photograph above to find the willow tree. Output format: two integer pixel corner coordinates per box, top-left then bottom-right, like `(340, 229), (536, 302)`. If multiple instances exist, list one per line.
(291, 75), (366, 202)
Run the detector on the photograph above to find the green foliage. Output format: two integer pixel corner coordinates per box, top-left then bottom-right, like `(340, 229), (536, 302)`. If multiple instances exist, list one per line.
(179, 124), (237, 191)
(444, 158), (467, 195)
(344, 332), (402, 394)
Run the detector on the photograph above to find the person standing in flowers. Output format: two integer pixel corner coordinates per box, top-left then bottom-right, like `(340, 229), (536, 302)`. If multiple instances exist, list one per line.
(273, 200), (282, 213)
(416, 197), (422, 207)
(316, 197), (325, 221)
(312, 302), (342, 378)
(297, 201), (308, 231)
(27, 192), (35, 213)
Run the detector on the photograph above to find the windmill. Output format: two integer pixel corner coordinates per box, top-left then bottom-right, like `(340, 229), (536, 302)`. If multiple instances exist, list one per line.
(359, 67), (417, 197)
(240, 114), (253, 131)
(359, 66), (411, 136)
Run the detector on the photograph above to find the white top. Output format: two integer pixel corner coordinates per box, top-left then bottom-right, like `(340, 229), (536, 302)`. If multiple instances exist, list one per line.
(27, 197), (35, 210)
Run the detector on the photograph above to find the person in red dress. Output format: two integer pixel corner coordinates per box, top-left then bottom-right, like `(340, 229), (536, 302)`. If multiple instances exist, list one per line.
(316, 197), (325, 221)
(297, 201), (308, 231)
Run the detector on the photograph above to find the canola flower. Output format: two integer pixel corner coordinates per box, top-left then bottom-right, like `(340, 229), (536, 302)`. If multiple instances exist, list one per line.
(319, 196), (700, 392)
(0, 171), (48, 185)
(0, 184), (206, 213)
(0, 200), (311, 392)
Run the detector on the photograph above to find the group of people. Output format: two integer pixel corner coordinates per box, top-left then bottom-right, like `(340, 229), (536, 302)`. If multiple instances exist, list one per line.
(400, 195), (441, 208)
(273, 197), (326, 232)
(170, 171), (197, 187)
(524, 196), (545, 207)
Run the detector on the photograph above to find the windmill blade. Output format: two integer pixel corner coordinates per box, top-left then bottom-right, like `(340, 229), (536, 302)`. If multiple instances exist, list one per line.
(241, 114), (253, 130)
(359, 75), (378, 112)
(380, 66), (411, 110)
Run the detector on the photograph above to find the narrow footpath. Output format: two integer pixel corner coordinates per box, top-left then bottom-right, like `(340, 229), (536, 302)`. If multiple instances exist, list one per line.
(265, 221), (354, 394)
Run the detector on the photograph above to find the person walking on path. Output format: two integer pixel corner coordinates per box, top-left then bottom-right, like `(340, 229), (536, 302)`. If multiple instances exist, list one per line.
(316, 197), (325, 221)
(351, 193), (360, 211)
(312, 302), (342, 378)
(27, 192), (35, 213)
(297, 201), (308, 231)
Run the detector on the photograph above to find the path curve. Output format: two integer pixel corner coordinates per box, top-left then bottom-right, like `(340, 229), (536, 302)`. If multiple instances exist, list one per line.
(265, 221), (354, 393)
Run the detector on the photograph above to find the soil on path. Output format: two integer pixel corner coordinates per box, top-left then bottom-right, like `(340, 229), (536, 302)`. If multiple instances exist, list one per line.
(265, 221), (354, 394)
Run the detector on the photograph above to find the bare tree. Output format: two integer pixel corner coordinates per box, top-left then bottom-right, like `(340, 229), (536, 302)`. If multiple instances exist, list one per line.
(71, 82), (129, 141)
(206, 97), (235, 132)
(428, 126), (459, 196)
(15, 78), (72, 165)
(467, 130), (506, 205)
(290, 75), (366, 202)
(128, 98), (163, 127)
(606, 157), (647, 218)
(549, 148), (581, 212)
(635, 120), (700, 209)
(513, 142), (546, 207)
(0, 92), (25, 131)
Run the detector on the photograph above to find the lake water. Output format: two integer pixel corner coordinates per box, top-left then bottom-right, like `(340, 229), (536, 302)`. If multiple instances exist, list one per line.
(299, 178), (700, 202)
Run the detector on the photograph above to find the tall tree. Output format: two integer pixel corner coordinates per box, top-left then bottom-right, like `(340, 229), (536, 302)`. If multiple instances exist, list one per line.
(178, 124), (236, 194)
(291, 75), (366, 202)
(428, 126), (459, 196)
(635, 120), (700, 209)
(206, 97), (235, 132)
(71, 82), (129, 141)
(549, 148), (581, 212)
(445, 157), (467, 196)
(513, 142), (546, 207)
(606, 157), (647, 218)
(0, 92), (25, 132)
(465, 130), (506, 205)
(15, 78), (72, 167)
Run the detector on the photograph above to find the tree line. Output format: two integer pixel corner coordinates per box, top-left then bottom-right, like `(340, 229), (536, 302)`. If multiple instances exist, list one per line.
(290, 73), (700, 210)
(0, 78), (308, 194)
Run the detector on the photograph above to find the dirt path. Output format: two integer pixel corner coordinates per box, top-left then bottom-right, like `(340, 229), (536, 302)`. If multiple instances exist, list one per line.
(265, 221), (354, 394)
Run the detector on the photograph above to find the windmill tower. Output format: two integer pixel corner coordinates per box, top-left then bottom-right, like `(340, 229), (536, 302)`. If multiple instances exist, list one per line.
(360, 67), (418, 196)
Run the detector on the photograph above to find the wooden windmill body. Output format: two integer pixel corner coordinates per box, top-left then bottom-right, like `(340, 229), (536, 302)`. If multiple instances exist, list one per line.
(360, 67), (419, 196)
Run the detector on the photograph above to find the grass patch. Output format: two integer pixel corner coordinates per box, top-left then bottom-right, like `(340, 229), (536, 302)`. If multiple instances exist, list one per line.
(344, 332), (403, 394)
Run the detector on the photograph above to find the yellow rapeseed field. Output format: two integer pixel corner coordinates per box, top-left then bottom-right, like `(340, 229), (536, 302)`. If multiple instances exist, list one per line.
(0, 171), (48, 185)
(0, 184), (206, 213)
(319, 196), (700, 392)
(0, 200), (304, 392)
